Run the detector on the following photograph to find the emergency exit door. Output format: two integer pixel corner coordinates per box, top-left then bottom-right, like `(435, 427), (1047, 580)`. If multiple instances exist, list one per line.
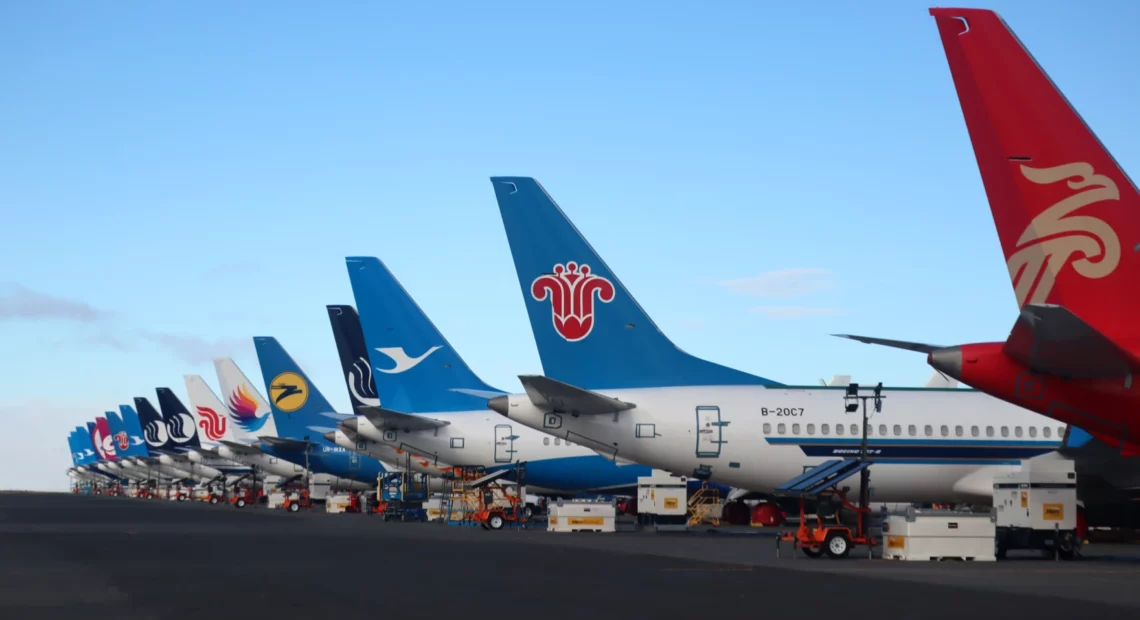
(695, 406), (725, 458)
(494, 424), (517, 463)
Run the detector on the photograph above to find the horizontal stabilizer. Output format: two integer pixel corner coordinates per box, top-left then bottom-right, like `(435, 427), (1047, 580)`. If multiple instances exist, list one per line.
(320, 412), (353, 422)
(305, 425), (338, 435)
(258, 436), (314, 450)
(450, 388), (509, 399)
(518, 374), (636, 415)
(355, 406), (450, 432)
(924, 371), (958, 388)
(832, 334), (942, 354)
(1004, 304), (1140, 381)
(219, 440), (262, 454)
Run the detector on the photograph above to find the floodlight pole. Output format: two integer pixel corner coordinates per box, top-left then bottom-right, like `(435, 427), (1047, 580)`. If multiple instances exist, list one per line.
(844, 383), (884, 516)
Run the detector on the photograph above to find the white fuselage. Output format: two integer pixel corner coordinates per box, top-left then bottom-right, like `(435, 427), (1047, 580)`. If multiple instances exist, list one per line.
(497, 385), (1067, 503)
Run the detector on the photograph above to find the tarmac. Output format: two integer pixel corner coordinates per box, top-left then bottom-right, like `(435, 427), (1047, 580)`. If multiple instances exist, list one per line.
(3, 492), (1139, 619)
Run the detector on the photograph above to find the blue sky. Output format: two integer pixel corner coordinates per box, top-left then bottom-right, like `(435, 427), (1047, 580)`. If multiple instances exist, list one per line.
(3, 1), (1138, 490)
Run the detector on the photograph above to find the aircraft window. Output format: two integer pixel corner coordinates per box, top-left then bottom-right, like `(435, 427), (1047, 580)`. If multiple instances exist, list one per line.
(567, 440), (574, 447)
(555, 438), (562, 445)
(778, 423), (786, 435)
(879, 424), (887, 436)
(851, 424), (859, 436)
(938, 425), (947, 437)
(1058, 426), (1065, 438)
(1001, 426), (1009, 437)
(865, 424), (872, 436)
(792, 423), (801, 435)
(821, 424), (830, 436)
(835, 424), (844, 436)
(924, 425), (933, 437)
(986, 426), (994, 437)
(1043, 427), (1052, 439)
(1014, 427), (1023, 438)
(894, 424), (903, 436)
(1028, 427), (1037, 438)
(543, 437), (550, 446)
(806, 424), (815, 435)
(971, 426), (979, 437)
(763, 423), (771, 435)
(907, 424), (915, 436)
(955, 425), (963, 437)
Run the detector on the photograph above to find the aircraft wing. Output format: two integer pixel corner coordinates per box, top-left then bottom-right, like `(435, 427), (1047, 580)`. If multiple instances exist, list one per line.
(1003, 304), (1140, 382)
(355, 406), (450, 432)
(832, 334), (943, 354)
(518, 375), (635, 415)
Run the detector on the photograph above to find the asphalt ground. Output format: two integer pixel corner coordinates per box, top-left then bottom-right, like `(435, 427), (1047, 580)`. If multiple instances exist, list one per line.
(3, 492), (1138, 619)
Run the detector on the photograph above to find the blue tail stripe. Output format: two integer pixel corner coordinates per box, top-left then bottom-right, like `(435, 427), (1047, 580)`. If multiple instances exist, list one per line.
(490, 177), (781, 390)
(344, 257), (503, 412)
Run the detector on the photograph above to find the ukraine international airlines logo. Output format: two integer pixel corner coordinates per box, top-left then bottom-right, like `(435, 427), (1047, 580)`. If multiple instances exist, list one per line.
(269, 372), (309, 413)
(531, 262), (615, 342)
(1007, 162), (1121, 307)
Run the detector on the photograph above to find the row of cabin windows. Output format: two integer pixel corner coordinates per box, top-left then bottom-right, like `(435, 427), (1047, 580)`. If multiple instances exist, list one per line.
(542, 437), (574, 446)
(762, 422), (1065, 440)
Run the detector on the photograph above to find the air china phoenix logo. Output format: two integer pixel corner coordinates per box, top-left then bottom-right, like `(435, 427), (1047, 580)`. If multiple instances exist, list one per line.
(115, 431), (129, 451)
(1007, 162), (1121, 307)
(227, 384), (270, 432)
(531, 262), (615, 342)
(197, 406), (228, 441)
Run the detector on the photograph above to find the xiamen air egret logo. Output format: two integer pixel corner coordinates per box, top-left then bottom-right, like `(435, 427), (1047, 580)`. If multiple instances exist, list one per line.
(373, 347), (442, 374)
(197, 406), (228, 441)
(269, 372), (309, 413)
(1007, 162), (1122, 307)
(531, 262), (615, 342)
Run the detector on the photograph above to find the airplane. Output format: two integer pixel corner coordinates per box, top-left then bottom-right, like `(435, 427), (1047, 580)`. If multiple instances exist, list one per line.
(134, 396), (200, 482)
(483, 176), (1069, 505)
(104, 409), (151, 482)
(340, 257), (718, 496)
(251, 336), (390, 492)
(834, 8), (1140, 457)
(184, 371), (311, 486)
(156, 386), (243, 484)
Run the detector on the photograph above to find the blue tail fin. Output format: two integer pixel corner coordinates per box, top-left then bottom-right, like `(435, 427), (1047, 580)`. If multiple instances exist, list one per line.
(134, 397), (174, 452)
(118, 405), (150, 456)
(68, 432), (81, 467)
(490, 177), (782, 390)
(343, 257), (504, 412)
(74, 426), (95, 465)
(326, 305), (383, 411)
(252, 336), (338, 441)
(105, 410), (138, 459)
(156, 388), (201, 449)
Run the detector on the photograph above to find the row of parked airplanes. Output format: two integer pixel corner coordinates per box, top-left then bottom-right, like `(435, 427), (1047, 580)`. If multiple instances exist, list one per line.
(67, 8), (1140, 517)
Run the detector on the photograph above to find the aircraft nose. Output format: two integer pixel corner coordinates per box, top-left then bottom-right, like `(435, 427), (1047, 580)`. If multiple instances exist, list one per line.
(928, 346), (963, 379)
(341, 417), (359, 432)
(488, 396), (509, 417)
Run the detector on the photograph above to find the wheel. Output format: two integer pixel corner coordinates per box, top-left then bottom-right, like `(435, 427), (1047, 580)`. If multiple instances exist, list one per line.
(801, 547), (823, 558)
(209, 496), (219, 505)
(488, 513), (505, 530)
(522, 505), (534, 520)
(236, 498), (247, 508)
(824, 531), (851, 559)
(289, 502), (300, 513)
(1057, 532), (1078, 560)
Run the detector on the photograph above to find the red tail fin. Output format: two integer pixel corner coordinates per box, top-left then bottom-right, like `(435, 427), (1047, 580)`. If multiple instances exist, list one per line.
(931, 8), (1140, 352)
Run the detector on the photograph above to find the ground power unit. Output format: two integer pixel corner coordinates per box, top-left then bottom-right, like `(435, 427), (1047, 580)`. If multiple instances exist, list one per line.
(548, 500), (616, 533)
(881, 508), (996, 561)
(993, 459), (1079, 559)
(637, 470), (689, 532)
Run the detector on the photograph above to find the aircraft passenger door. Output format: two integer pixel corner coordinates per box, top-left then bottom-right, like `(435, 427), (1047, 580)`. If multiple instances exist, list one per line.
(695, 406), (725, 458)
(494, 424), (516, 463)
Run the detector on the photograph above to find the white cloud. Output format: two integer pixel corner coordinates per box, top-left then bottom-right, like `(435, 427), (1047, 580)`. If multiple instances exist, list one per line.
(716, 268), (837, 298)
(0, 284), (109, 322)
(750, 306), (847, 319)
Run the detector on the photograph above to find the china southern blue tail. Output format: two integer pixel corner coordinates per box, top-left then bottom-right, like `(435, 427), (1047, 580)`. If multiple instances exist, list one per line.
(490, 177), (781, 390)
(106, 410), (146, 459)
(252, 336), (339, 441)
(343, 257), (504, 411)
(134, 397), (174, 452)
(118, 405), (150, 456)
(156, 387), (201, 449)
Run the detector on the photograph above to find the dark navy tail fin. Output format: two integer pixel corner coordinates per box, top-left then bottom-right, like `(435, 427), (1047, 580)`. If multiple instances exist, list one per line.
(344, 257), (503, 411)
(156, 388), (201, 449)
(252, 336), (338, 442)
(490, 177), (782, 390)
(326, 305), (383, 412)
(134, 397), (173, 452)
